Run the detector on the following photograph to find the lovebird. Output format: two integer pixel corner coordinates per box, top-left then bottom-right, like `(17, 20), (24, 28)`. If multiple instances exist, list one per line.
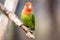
(20, 2), (35, 30)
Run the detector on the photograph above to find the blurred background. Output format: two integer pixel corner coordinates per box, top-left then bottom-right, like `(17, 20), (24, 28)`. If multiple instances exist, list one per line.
(0, 0), (60, 40)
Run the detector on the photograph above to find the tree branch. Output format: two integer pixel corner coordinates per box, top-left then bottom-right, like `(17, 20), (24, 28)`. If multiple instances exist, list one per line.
(0, 3), (35, 39)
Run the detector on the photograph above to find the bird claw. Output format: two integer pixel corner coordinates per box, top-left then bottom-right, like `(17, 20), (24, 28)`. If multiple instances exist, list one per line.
(27, 28), (31, 30)
(27, 28), (33, 34)
(26, 32), (35, 39)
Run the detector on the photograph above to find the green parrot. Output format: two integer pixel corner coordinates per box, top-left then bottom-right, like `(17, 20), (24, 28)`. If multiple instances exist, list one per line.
(20, 2), (35, 30)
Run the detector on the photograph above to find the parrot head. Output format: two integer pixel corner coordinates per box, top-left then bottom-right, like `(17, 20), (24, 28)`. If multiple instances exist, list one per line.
(23, 2), (32, 15)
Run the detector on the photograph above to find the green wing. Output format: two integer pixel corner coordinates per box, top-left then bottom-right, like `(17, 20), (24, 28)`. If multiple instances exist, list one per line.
(30, 13), (35, 28)
(21, 12), (35, 30)
(27, 13), (35, 30)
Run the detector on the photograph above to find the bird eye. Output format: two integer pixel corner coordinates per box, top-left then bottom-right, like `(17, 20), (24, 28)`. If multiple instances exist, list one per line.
(26, 4), (28, 6)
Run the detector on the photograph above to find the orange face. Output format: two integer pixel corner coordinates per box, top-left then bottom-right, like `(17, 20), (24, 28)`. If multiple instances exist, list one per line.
(23, 2), (32, 14)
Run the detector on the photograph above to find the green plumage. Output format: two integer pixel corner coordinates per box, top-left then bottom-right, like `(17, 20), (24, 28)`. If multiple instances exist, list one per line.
(21, 12), (35, 30)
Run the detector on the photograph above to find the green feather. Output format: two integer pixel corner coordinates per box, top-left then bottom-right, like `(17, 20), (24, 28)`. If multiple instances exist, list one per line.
(21, 12), (35, 30)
